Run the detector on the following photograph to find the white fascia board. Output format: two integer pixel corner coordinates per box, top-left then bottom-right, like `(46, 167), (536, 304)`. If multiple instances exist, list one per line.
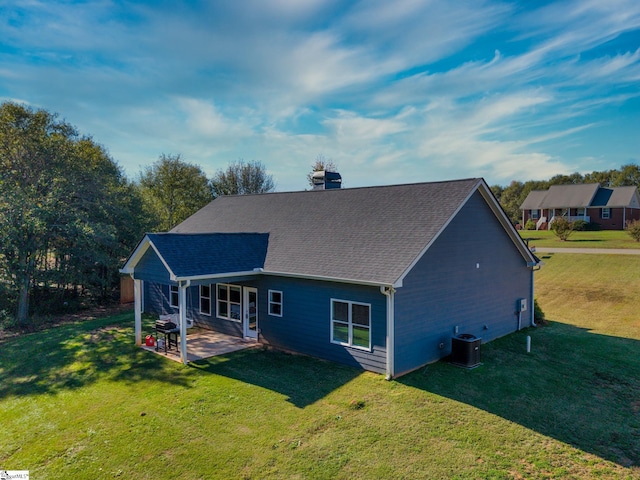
(120, 235), (152, 274)
(175, 269), (391, 288)
(174, 270), (261, 282)
(120, 234), (179, 280)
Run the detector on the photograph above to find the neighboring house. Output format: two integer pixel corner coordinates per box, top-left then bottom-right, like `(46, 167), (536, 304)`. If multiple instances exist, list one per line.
(520, 183), (640, 230)
(121, 177), (539, 379)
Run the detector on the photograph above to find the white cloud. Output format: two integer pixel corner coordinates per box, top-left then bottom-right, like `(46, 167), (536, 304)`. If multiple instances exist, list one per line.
(176, 98), (256, 139)
(1, 0), (639, 190)
(323, 110), (407, 141)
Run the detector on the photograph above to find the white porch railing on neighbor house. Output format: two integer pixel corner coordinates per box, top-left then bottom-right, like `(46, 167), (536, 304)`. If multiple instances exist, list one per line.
(547, 215), (590, 228)
(536, 216), (547, 230)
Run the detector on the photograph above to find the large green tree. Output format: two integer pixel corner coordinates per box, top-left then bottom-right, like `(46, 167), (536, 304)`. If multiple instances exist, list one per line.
(0, 102), (145, 323)
(610, 163), (640, 187)
(492, 180), (547, 224)
(139, 154), (213, 231)
(210, 159), (275, 196)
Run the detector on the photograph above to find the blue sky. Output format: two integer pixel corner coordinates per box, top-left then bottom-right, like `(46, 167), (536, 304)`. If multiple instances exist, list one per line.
(1, 1), (639, 191)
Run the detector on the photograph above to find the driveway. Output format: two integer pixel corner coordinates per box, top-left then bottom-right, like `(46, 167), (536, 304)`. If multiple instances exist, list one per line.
(533, 247), (640, 255)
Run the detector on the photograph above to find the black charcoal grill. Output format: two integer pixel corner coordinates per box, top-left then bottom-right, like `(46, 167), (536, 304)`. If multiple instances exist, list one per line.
(155, 319), (179, 354)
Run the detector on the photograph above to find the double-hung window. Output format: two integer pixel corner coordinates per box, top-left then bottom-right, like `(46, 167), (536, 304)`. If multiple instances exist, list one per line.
(268, 290), (283, 317)
(169, 285), (179, 308)
(200, 284), (211, 316)
(217, 284), (241, 321)
(602, 208), (611, 219)
(331, 299), (371, 350)
(531, 209), (539, 220)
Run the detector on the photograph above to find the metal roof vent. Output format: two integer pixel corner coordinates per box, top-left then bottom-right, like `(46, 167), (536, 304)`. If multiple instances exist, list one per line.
(312, 170), (342, 190)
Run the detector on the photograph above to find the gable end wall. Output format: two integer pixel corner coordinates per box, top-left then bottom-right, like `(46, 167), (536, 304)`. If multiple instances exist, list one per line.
(134, 248), (171, 283)
(394, 190), (532, 375)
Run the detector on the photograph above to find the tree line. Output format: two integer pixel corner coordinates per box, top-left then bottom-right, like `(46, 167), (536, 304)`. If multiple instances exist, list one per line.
(491, 165), (640, 225)
(3, 101), (637, 325)
(0, 102), (275, 326)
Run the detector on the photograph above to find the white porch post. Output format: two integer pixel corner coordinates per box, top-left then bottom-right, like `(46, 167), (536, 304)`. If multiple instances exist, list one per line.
(179, 280), (189, 365)
(134, 278), (142, 346)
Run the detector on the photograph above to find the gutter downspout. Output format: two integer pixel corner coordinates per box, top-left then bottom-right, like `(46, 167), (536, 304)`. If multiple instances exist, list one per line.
(530, 265), (540, 327)
(380, 286), (395, 380)
(179, 279), (191, 364)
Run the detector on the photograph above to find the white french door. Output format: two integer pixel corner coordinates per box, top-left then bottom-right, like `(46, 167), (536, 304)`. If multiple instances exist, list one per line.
(243, 287), (258, 339)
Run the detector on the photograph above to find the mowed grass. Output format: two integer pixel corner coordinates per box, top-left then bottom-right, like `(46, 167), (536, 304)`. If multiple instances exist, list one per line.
(535, 252), (640, 339)
(519, 229), (640, 249)
(1, 255), (639, 479)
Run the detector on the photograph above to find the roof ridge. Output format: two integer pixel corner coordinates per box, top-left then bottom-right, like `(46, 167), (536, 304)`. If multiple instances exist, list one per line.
(213, 177), (482, 199)
(149, 231), (267, 236)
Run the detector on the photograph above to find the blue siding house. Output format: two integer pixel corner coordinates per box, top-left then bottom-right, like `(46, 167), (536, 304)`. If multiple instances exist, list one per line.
(121, 177), (539, 378)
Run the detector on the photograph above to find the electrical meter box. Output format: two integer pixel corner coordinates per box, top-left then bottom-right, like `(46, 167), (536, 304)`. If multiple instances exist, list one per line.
(517, 298), (527, 312)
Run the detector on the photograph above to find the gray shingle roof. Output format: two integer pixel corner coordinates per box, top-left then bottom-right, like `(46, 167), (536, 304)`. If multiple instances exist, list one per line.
(591, 186), (640, 207)
(170, 178), (484, 285)
(520, 183), (640, 210)
(147, 233), (269, 278)
(519, 190), (548, 210)
(542, 183), (599, 208)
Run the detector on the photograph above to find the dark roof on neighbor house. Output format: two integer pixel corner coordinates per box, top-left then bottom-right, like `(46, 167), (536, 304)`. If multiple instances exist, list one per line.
(145, 232), (269, 279)
(520, 184), (640, 210)
(138, 177), (533, 286)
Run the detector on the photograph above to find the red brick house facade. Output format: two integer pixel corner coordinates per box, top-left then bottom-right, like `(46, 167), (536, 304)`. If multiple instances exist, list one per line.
(520, 184), (640, 230)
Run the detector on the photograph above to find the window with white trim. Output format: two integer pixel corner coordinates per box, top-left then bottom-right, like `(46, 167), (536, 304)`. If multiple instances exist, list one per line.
(602, 208), (611, 219)
(331, 299), (371, 350)
(531, 209), (539, 220)
(169, 285), (179, 308)
(217, 284), (241, 321)
(268, 290), (283, 317)
(200, 284), (211, 316)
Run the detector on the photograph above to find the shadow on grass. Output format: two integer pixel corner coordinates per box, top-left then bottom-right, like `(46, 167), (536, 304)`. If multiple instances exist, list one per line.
(0, 313), (361, 408)
(399, 322), (640, 468)
(0, 312), (191, 399)
(189, 348), (362, 408)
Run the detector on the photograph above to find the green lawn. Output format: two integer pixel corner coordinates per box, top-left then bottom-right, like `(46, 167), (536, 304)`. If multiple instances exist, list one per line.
(1, 256), (639, 479)
(519, 229), (640, 249)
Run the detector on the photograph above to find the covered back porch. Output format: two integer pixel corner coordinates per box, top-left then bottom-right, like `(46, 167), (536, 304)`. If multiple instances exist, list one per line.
(121, 232), (270, 364)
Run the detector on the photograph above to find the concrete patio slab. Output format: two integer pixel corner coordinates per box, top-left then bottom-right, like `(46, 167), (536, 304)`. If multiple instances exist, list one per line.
(142, 328), (258, 363)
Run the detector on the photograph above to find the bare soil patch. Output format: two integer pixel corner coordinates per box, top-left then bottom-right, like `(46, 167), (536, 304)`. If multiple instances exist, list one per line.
(0, 303), (133, 342)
